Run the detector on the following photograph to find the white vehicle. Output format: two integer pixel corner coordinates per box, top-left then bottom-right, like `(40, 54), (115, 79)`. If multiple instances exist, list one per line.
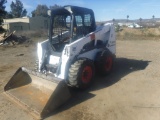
(4, 6), (116, 119)
(128, 23), (142, 28)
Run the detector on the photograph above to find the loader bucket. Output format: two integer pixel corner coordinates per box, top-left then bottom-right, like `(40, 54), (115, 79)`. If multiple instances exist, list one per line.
(4, 67), (71, 119)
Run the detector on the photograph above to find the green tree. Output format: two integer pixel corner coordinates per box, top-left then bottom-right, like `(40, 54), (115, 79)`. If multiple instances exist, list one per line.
(112, 18), (115, 24)
(5, 12), (13, 18)
(49, 4), (61, 9)
(139, 18), (142, 27)
(0, 0), (7, 31)
(10, 0), (27, 18)
(152, 15), (155, 24)
(152, 15), (155, 19)
(127, 15), (129, 23)
(32, 4), (61, 17)
(32, 5), (49, 17)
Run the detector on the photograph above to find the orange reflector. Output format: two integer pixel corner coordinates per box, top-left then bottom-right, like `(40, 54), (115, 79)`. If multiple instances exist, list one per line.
(90, 33), (95, 40)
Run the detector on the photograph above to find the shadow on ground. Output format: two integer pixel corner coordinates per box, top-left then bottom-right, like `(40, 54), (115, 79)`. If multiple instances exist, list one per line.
(91, 57), (150, 91)
(46, 58), (150, 118)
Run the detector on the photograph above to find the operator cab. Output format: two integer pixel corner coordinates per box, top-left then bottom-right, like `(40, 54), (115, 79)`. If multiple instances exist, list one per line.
(48, 5), (96, 52)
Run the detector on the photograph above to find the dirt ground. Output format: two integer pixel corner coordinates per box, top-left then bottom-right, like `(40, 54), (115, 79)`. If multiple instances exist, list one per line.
(0, 39), (160, 120)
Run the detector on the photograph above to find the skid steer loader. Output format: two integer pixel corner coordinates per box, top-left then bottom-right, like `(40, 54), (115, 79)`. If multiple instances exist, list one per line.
(3, 5), (116, 119)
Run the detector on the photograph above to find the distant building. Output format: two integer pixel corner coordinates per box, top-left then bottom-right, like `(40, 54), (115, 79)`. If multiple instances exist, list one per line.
(2, 16), (49, 32)
(128, 23), (142, 28)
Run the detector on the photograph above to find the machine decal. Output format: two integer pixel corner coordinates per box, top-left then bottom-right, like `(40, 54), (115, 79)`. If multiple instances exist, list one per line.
(107, 41), (116, 47)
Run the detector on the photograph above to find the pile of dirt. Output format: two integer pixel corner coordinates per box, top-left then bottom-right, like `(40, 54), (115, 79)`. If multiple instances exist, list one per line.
(0, 31), (31, 46)
(116, 27), (160, 40)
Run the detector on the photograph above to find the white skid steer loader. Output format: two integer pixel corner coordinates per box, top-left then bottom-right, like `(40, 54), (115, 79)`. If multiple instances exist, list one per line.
(3, 5), (116, 119)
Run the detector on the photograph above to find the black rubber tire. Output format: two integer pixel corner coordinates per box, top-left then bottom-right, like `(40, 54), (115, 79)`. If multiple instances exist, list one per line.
(68, 59), (95, 89)
(95, 50), (114, 76)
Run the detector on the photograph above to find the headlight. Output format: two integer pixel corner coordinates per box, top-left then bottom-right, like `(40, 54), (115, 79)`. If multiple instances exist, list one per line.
(37, 43), (42, 60)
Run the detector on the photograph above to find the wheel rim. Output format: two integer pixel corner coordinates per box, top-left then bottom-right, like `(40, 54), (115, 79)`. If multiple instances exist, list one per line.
(105, 56), (113, 71)
(82, 66), (92, 83)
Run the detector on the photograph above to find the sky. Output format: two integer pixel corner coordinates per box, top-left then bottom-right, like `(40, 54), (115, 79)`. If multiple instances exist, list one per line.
(4, 0), (160, 21)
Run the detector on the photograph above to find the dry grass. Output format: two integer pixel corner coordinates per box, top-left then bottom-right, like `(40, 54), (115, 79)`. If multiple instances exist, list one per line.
(3, 27), (160, 43)
(116, 27), (160, 40)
